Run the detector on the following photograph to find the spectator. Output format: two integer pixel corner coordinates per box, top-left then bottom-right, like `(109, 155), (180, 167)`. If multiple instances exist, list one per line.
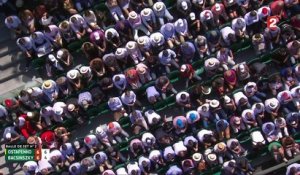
(155, 75), (178, 99)
(180, 64), (202, 88)
(152, 2), (174, 26)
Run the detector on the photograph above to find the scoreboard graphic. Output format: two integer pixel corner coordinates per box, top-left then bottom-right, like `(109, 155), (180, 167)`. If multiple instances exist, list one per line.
(5, 144), (49, 162)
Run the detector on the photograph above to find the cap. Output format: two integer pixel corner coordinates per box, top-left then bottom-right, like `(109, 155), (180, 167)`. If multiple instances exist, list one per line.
(126, 41), (135, 49)
(84, 136), (92, 144)
(56, 50), (64, 59)
(190, 12), (196, 20)
(181, 1), (188, 10)
(180, 65), (187, 72)
(67, 104), (75, 112)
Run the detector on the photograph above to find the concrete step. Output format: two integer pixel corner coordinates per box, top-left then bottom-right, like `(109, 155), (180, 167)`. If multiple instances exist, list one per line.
(0, 39), (19, 58)
(0, 51), (23, 69)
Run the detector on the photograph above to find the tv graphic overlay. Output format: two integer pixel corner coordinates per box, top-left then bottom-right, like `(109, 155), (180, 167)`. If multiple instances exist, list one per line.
(5, 144), (50, 162)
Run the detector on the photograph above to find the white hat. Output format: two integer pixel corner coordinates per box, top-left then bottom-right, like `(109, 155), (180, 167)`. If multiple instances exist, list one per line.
(189, 12), (196, 20)
(215, 3), (221, 11)
(180, 65), (187, 72)
(153, 35), (161, 43)
(67, 70), (79, 80)
(137, 37), (146, 45)
(80, 66), (91, 74)
(192, 153), (202, 162)
(57, 50), (64, 59)
(48, 54), (56, 62)
(207, 153), (217, 161)
(199, 0), (204, 4)
(269, 100), (278, 110)
(5, 133), (11, 140)
(94, 32), (100, 40)
(224, 95), (231, 103)
(154, 2), (164, 11)
(74, 141), (80, 149)
(116, 48), (125, 55)
(181, 1), (188, 10)
(129, 11), (138, 19)
(54, 107), (63, 115)
(67, 104), (75, 112)
(126, 41), (135, 49)
(27, 112), (34, 118)
(142, 8), (151, 16)
(177, 19), (184, 27)
(239, 64), (246, 73)
(210, 99), (220, 108)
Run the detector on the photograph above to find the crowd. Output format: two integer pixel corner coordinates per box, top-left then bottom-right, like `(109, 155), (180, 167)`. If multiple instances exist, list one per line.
(1, 0), (300, 174)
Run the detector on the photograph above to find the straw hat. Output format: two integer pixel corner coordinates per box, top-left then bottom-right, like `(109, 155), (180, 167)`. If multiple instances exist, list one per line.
(154, 2), (164, 11)
(192, 153), (202, 162)
(129, 11), (138, 19)
(137, 66), (147, 74)
(126, 41), (135, 49)
(217, 142), (226, 151)
(202, 86), (212, 95)
(207, 153), (217, 161)
(137, 37), (146, 45)
(80, 66), (91, 75)
(210, 99), (220, 108)
(142, 8), (151, 16)
(67, 70), (79, 80)
(42, 80), (53, 89)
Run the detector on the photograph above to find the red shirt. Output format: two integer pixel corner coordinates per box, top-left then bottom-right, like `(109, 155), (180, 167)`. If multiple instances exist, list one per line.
(180, 64), (195, 78)
(270, 0), (287, 19)
(126, 69), (139, 84)
(19, 114), (36, 139)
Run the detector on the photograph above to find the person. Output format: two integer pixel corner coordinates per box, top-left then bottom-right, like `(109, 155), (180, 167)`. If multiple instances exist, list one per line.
(155, 76), (178, 99)
(67, 69), (82, 91)
(176, 91), (192, 112)
(180, 64), (202, 88)
(244, 82), (266, 103)
(241, 109), (257, 129)
(19, 9), (36, 33)
(44, 24), (62, 48)
(106, 0), (125, 22)
(121, 90), (141, 112)
(216, 47), (235, 70)
(163, 145), (176, 163)
(141, 132), (156, 151)
(160, 23), (180, 49)
(227, 138), (246, 158)
(141, 8), (157, 33)
(262, 122), (281, 142)
(30, 32), (53, 57)
(244, 10), (260, 36)
(128, 11), (150, 40)
(83, 10), (100, 30)
(265, 98), (280, 119)
(93, 151), (112, 173)
(206, 29), (221, 52)
(136, 63), (152, 84)
(129, 110), (149, 134)
(126, 41), (145, 64)
(174, 18), (191, 43)
(127, 161), (141, 175)
(187, 12), (201, 37)
(146, 86), (161, 104)
(216, 119), (231, 140)
(194, 35), (210, 59)
(197, 129), (217, 149)
(277, 90), (295, 114)
(233, 91), (250, 112)
(252, 33), (267, 55)
(235, 157), (255, 175)
(204, 57), (221, 76)
(179, 41), (196, 63)
(173, 116), (188, 135)
(152, 2), (174, 26)
(220, 26), (236, 46)
(268, 141), (288, 163)
(230, 116), (246, 134)
(184, 135), (199, 153)
(5, 15), (25, 36)
(211, 2), (229, 25)
(200, 9), (215, 30)
(59, 20), (77, 43)
(69, 14), (92, 39)
(282, 136), (300, 158)
(287, 40), (300, 65)
(107, 121), (129, 144)
(252, 103), (265, 126)
(158, 49), (179, 74)
(231, 17), (248, 39)
(214, 142), (233, 164)
(149, 149), (166, 167)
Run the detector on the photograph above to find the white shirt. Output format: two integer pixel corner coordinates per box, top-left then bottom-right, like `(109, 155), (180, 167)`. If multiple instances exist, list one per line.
(183, 136), (198, 146)
(159, 49), (176, 65)
(252, 103), (265, 116)
(264, 98), (280, 113)
(197, 103), (211, 118)
(38, 160), (52, 173)
(257, 6), (271, 20)
(174, 18), (188, 34)
(150, 32), (165, 47)
(163, 146), (175, 159)
(23, 161), (38, 175)
(149, 150), (161, 161)
(127, 162), (141, 175)
(105, 28), (119, 40)
(5, 16), (21, 29)
(69, 14), (88, 33)
(166, 165), (183, 175)
(186, 110), (200, 124)
(0, 105), (8, 118)
(232, 17), (246, 32)
(141, 8), (156, 24)
(138, 156), (151, 171)
(244, 11), (259, 25)
(137, 36), (151, 50)
(115, 48), (128, 60)
(173, 141), (187, 155)
(144, 109), (161, 125)
(108, 97), (123, 111)
(116, 167), (128, 175)
(44, 25), (60, 42)
(69, 162), (82, 175)
(16, 37), (33, 52)
(60, 143), (75, 158)
(176, 92), (190, 104)
(121, 91), (136, 105)
(113, 74), (127, 90)
(244, 82), (257, 96)
(141, 132), (156, 147)
(241, 109), (255, 123)
(84, 134), (99, 148)
(200, 10), (213, 22)
(197, 129), (213, 142)
(221, 26), (235, 44)
(49, 149), (64, 162)
(146, 86), (160, 101)
(233, 92), (248, 106)
(83, 10), (97, 24)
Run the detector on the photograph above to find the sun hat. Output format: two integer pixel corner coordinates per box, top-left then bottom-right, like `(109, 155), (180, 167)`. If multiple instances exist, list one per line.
(129, 11), (138, 19)
(42, 80), (53, 89)
(142, 8), (151, 16)
(202, 86), (212, 95)
(67, 70), (79, 80)
(80, 66), (91, 75)
(210, 99), (220, 108)
(207, 153), (217, 161)
(192, 153), (202, 162)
